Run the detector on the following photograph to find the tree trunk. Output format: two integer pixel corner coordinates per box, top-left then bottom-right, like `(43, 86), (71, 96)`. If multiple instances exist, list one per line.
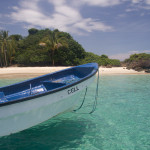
(0, 50), (3, 67)
(0, 57), (3, 68)
(4, 50), (7, 67)
(52, 50), (55, 66)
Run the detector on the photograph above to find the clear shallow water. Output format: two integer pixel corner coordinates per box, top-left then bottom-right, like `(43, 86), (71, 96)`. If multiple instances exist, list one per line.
(0, 75), (150, 150)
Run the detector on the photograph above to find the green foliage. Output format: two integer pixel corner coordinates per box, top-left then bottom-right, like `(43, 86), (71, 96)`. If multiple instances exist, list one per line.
(9, 34), (23, 41)
(125, 53), (150, 62)
(81, 52), (99, 64)
(81, 52), (121, 67)
(101, 54), (108, 59)
(28, 28), (39, 35)
(109, 59), (121, 66)
(16, 48), (50, 66)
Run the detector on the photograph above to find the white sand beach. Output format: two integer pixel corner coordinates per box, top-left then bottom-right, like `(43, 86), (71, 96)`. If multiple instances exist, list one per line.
(0, 66), (147, 79)
(99, 67), (146, 75)
(0, 67), (69, 79)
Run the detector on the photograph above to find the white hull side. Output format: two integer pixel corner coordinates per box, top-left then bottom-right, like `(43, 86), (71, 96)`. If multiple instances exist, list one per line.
(0, 75), (96, 136)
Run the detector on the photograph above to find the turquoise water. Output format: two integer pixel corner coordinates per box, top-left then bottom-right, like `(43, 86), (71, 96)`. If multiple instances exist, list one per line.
(0, 75), (150, 150)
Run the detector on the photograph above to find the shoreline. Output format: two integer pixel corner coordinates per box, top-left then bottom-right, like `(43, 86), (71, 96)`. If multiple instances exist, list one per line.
(0, 66), (148, 79)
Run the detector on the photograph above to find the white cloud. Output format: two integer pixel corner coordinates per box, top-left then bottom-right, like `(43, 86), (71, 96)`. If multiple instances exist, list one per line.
(140, 12), (145, 16)
(146, 0), (150, 5)
(132, 0), (141, 3)
(131, 0), (150, 5)
(109, 52), (133, 61)
(125, 0), (150, 12)
(48, 0), (66, 6)
(12, 9), (45, 24)
(80, 0), (121, 7)
(74, 18), (113, 32)
(118, 14), (126, 17)
(9, 0), (114, 35)
(110, 50), (150, 61)
(142, 50), (150, 53)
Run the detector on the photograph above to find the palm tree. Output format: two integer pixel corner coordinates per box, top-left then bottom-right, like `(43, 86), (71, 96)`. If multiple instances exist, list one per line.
(0, 33), (4, 67)
(0, 30), (16, 67)
(8, 37), (17, 65)
(0, 35), (3, 67)
(0, 30), (9, 67)
(41, 31), (68, 66)
(0, 44), (3, 67)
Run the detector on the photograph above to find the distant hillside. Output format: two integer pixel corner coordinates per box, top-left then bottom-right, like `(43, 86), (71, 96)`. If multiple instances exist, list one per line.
(124, 53), (150, 73)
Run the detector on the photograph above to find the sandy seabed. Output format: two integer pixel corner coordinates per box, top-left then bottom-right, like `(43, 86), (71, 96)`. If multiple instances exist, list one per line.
(0, 66), (147, 79)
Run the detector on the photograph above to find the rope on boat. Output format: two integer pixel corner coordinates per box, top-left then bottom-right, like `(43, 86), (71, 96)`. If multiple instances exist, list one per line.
(73, 67), (99, 114)
(73, 87), (88, 112)
(89, 68), (99, 114)
(30, 83), (32, 95)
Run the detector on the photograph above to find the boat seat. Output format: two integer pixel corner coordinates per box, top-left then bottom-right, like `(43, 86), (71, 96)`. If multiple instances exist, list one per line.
(51, 75), (80, 84)
(31, 85), (47, 95)
(0, 92), (7, 102)
(42, 81), (66, 91)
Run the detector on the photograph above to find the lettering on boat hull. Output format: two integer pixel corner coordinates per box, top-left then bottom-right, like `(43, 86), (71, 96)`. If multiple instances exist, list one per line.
(68, 86), (79, 95)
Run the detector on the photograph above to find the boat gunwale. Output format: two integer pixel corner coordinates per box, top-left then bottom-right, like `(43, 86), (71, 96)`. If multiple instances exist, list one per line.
(0, 63), (98, 107)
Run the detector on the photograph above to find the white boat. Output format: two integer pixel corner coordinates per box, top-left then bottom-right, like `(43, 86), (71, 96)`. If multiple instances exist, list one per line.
(0, 63), (98, 137)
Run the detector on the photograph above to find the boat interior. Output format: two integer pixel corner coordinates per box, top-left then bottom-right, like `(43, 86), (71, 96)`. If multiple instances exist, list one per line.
(0, 66), (95, 103)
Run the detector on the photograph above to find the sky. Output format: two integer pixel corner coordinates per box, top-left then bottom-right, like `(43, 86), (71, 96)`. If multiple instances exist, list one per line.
(0, 0), (150, 60)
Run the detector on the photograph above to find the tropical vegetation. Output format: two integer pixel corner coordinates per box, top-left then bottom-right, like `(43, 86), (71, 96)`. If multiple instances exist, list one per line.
(0, 28), (121, 67)
(124, 53), (150, 72)
(81, 53), (121, 67)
